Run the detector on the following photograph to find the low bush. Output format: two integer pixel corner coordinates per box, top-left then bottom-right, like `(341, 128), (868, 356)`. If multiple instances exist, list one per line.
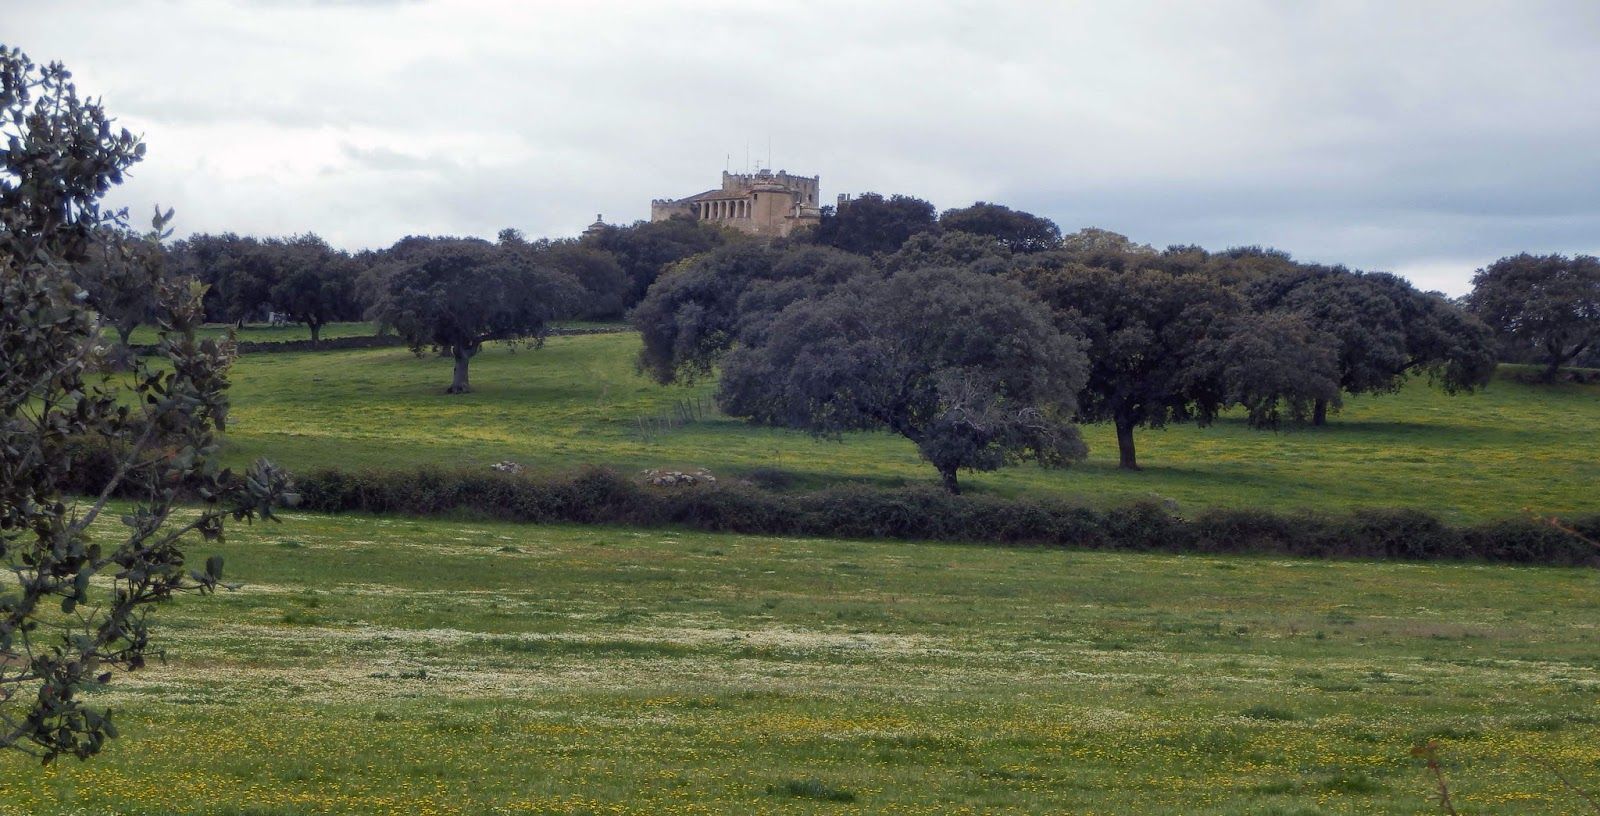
(65, 451), (1600, 566)
(283, 466), (1599, 567)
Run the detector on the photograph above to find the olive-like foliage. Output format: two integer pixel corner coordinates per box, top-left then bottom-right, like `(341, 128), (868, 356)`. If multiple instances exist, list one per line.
(370, 238), (581, 394)
(718, 267), (1089, 494)
(630, 242), (873, 384)
(1469, 253), (1600, 380)
(1, 46), (292, 763)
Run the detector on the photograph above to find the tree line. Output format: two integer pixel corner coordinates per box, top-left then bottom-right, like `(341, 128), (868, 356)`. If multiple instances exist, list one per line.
(631, 207), (1512, 491)
(79, 216), (730, 349)
(69, 177), (1597, 491)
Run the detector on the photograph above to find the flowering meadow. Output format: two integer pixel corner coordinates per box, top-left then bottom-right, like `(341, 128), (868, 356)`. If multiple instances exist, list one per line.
(3, 512), (1599, 814)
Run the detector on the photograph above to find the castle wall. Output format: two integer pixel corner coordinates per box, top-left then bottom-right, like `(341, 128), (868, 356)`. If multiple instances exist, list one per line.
(653, 170), (821, 237)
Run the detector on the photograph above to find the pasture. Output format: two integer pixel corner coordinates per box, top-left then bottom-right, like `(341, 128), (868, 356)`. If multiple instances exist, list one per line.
(4, 513), (1600, 814)
(215, 329), (1600, 522)
(19, 323), (1593, 815)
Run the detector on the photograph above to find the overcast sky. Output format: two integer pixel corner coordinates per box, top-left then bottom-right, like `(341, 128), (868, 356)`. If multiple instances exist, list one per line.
(14, 1), (1600, 294)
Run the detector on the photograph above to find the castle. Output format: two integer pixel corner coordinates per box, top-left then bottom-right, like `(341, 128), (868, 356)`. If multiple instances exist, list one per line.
(651, 169), (822, 237)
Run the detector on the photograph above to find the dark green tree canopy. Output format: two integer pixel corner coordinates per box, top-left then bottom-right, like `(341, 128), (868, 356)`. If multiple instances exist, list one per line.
(523, 239), (629, 320)
(718, 267), (1088, 493)
(580, 215), (730, 308)
(1469, 252), (1600, 379)
(1364, 272), (1497, 393)
(938, 201), (1062, 253)
(166, 232), (273, 323)
(371, 238), (580, 393)
(630, 242), (871, 384)
(73, 226), (168, 349)
(808, 192), (937, 256)
(267, 234), (360, 345)
(1251, 266), (1410, 396)
(1213, 312), (1341, 429)
(1018, 261), (1240, 469)
(880, 230), (1015, 276)
(1249, 265), (1496, 422)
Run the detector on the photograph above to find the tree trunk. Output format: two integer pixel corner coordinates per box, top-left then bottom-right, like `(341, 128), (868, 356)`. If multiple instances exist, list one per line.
(446, 346), (472, 394)
(1312, 398), (1328, 427)
(938, 466), (961, 495)
(1536, 342), (1561, 384)
(106, 325), (137, 371)
(309, 322), (321, 348)
(1115, 417), (1139, 471)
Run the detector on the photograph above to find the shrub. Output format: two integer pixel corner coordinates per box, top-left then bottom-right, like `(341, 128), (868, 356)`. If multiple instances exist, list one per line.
(69, 455), (1600, 567)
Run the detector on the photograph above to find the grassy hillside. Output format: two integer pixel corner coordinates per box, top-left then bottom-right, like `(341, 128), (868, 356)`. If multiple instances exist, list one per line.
(217, 331), (1599, 521)
(3, 512), (1597, 814)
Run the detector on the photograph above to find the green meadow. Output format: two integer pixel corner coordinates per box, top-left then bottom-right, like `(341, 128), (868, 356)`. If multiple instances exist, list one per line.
(217, 329), (1600, 522)
(4, 512), (1600, 815)
(14, 324), (1596, 815)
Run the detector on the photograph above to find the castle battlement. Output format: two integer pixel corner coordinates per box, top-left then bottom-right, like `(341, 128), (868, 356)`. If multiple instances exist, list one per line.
(650, 168), (822, 237)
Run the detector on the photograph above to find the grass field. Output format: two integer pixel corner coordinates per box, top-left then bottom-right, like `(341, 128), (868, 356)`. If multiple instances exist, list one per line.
(216, 331), (1600, 522)
(3, 511), (1599, 815)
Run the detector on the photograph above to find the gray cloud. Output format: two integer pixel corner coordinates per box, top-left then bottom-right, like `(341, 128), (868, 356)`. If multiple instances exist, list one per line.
(13, 0), (1599, 294)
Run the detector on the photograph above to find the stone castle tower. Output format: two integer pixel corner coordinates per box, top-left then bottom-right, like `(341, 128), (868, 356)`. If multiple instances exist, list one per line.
(651, 169), (822, 237)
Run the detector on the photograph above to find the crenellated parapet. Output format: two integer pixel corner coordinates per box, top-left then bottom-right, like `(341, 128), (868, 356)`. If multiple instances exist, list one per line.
(650, 168), (822, 237)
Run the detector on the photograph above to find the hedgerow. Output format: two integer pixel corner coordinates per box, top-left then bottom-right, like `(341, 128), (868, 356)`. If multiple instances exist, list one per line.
(274, 466), (1598, 566)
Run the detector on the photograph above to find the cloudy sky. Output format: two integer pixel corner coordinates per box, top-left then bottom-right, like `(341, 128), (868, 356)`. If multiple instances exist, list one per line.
(14, 0), (1600, 294)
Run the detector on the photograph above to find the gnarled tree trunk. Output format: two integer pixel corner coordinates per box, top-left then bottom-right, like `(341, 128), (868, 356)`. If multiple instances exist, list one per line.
(1313, 398), (1328, 426)
(1115, 415), (1139, 470)
(937, 465), (961, 495)
(447, 345), (473, 394)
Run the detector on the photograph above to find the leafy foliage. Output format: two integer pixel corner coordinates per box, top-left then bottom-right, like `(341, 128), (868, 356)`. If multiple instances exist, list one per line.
(1215, 312), (1341, 428)
(579, 215), (730, 308)
(518, 237), (630, 320)
(267, 235), (360, 345)
(0, 45), (291, 762)
(808, 192), (937, 256)
(630, 242), (872, 384)
(369, 238), (581, 393)
(1019, 261), (1240, 469)
(1248, 266), (1496, 422)
(1469, 252), (1600, 379)
(1058, 227), (1158, 257)
(879, 230), (1015, 275)
(286, 465), (1600, 565)
(718, 267), (1088, 493)
(72, 226), (168, 351)
(938, 201), (1062, 253)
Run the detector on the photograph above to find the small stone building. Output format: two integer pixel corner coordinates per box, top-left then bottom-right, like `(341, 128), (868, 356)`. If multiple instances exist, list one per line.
(650, 169), (822, 237)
